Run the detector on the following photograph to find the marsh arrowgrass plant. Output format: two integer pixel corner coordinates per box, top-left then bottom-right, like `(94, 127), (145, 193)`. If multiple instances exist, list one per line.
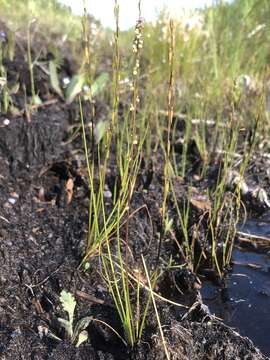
(80, 0), (147, 261)
(157, 19), (175, 266)
(99, 1), (154, 347)
(80, 0), (153, 347)
(141, 256), (170, 360)
(152, 0), (268, 277)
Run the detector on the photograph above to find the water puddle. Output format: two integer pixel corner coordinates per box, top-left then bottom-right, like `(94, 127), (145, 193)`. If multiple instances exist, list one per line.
(237, 216), (270, 242)
(202, 232), (270, 356)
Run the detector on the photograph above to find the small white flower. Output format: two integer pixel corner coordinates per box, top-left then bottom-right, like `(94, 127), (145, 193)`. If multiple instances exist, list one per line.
(83, 84), (90, 93)
(62, 77), (70, 86)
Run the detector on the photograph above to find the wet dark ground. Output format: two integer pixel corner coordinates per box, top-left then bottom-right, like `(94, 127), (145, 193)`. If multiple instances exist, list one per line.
(0, 27), (270, 359)
(202, 247), (270, 356)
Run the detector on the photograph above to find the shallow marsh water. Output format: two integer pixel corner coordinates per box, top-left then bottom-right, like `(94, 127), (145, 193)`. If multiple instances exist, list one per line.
(202, 217), (270, 356)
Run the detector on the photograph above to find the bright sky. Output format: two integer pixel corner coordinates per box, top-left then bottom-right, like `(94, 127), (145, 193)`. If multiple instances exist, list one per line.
(59, 0), (216, 29)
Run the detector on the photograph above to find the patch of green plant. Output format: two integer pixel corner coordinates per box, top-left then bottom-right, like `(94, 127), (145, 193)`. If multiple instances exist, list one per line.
(41, 290), (91, 347)
(49, 57), (109, 104)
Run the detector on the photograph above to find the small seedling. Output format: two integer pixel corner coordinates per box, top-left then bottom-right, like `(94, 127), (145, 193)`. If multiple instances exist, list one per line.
(39, 290), (92, 347)
(164, 215), (173, 235)
(58, 290), (92, 347)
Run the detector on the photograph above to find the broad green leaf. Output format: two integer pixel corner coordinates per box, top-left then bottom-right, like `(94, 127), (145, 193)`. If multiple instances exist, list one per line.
(66, 74), (85, 104)
(92, 73), (109, 97)
(95, 121), (107, 144)
(49, 60), (63, 98)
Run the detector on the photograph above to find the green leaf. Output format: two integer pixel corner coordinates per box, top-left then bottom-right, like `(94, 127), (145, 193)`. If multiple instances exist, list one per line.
(9, 105), (20, 116)
(32, 94), (42, 106)
(60, 290), (76, 320)
(49, 60), (63, 98)
(72, 316), (92, 343)
(66, 74), (85, 104)
(76, 330), (88, 347)
(59, 290), (76, 337)
(95, 121), (107, 144)
(0, 76), (7, 87)
(7, 29), (15, 61)
(9, 82), (20, 95)
(92, 73), (109, 97)
(83, 262), (90, 272)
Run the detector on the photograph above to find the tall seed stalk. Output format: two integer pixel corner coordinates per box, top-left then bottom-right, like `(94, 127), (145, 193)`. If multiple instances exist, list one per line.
(157, 19), (174, 265)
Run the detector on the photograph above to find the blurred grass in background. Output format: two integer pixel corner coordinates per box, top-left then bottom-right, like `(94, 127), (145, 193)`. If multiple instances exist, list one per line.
(1, 0), (269, 110)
